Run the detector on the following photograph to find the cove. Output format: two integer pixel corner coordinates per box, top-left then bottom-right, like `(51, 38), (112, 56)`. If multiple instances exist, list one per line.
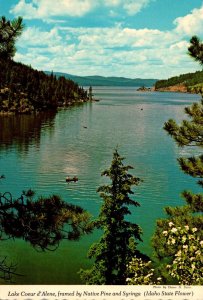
(0, 87), (201, 284)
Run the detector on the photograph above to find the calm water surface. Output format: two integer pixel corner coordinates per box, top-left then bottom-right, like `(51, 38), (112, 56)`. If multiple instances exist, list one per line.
(0, 87), (201, 284)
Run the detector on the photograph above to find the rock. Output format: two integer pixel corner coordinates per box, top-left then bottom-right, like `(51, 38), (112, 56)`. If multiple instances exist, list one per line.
(137, 86), (152, 92)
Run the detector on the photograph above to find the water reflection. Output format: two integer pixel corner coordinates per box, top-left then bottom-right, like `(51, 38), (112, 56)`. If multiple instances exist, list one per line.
(0, 112), (56, 153)
(0, 89), (201, 284)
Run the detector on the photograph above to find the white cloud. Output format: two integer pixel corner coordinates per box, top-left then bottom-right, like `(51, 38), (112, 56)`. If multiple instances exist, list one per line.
(19, 27), (62, 47)
(60, 26), (176, 51)
(11, 0), (97, 19)
(16, 26), (76, 63)
(104, 0), (121, 6)
(11, 0), (155, 20)
(11, 0), (38, 19)
(123, 0), (151, 16)
(174, 5), (203, 36)
(169, 40), (189, 51)
(11, 1), (203, 79)
(104, 0), (156, 16)
(15, 51), (50, 67)
(14, 22), (200, 79)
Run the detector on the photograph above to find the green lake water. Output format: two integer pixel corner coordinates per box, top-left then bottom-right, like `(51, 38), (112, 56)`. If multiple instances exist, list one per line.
(0, 87), (201, 284)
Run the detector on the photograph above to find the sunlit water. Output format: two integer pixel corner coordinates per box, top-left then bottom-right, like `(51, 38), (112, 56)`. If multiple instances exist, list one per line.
(0, 87), (201, 284)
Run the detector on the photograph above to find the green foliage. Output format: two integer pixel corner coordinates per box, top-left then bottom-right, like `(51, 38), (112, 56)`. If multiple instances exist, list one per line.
(153, 97), (203, 282)
(188, 83), (203, 94)
(164, 98), (203, 196)
(155, 36), (203, 91)
(0, 16), (88, 113)
(0, 59), (88, 113)
(164, 102), (203, 148)
(0, 188), (93, 280)
(188, 36), (203, 66)
(153, 37), (203, 285)
(88, 86), (93, 100)
(163, 223), (203, 285)
(0, 16), (24, 59)
(153, 204), (202, 249)
(0, 190), (92, 250)
(80, 149), (144, 285)
(126, 257), (162, 285)
(155, 70), (203, 90)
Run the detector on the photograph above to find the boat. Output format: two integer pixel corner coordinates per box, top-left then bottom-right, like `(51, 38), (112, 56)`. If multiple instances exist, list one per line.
(66, 176), (78, 182)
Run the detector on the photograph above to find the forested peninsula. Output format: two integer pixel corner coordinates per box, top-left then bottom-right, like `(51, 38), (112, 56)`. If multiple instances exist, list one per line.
(154, 69), (203, 93)
(0, 59), (89, 114)
(154, 37), (203, 93)
(0, 16), (89, 114)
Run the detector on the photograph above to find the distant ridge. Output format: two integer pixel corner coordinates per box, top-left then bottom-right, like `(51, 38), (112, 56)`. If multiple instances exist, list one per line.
(45, 71), (158, 87)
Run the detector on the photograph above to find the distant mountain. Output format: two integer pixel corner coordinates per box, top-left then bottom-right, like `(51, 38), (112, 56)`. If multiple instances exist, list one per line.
(45, 71), (158, 87)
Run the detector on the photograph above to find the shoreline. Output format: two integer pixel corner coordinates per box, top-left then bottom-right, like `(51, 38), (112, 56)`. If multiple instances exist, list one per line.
(138, 84), (200, 94)
(0, 97), (92, 116)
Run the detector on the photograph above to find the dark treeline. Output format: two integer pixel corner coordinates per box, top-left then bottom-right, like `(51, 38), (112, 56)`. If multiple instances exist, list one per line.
(0, 58), (89, 114)
(155, 69), (203, 90)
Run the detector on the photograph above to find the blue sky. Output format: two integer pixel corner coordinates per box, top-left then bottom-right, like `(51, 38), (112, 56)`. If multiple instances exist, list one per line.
(1, 0), (203, 78)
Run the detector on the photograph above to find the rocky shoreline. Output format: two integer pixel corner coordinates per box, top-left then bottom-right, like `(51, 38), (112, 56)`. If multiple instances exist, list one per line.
(154, 83), (188, 93)
(137, 83), (195, 93)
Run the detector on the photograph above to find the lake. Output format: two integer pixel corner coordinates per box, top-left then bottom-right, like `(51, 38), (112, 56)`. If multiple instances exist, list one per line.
(0, 87), (201, 284)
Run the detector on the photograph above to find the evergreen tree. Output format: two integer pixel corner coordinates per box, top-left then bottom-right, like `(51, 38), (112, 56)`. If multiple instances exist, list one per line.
(0, 58), (89, 113)
(188, 36), (203, 65)
(152, 98), (203, 282)
(164, 36), (203, 214)
(88, 86), (93, 100)
(0, 16), (24, 59)
(80, 149), (144, 285)
(0, 187), (93, 281)
(0, 17), (89, 113)
(152, 37), (203, 284)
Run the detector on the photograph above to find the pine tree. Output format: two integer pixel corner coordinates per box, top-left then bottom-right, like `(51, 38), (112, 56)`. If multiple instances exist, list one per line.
(188, 36), (203, 65)
(152, 36), (203, 284)
(88, 86), (93, 100)
(80, 149), (144, 285)
(0, 16), (24, 59)
(164, 36), (203, 214)
(0, 187), (93, 281)
(152, 99), (203, 262)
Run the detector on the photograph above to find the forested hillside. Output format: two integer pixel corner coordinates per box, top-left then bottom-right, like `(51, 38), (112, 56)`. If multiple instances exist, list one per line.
(0, 59), (89, 114)
(0, 16), (89, 114)
(155, 70), (203, 91)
